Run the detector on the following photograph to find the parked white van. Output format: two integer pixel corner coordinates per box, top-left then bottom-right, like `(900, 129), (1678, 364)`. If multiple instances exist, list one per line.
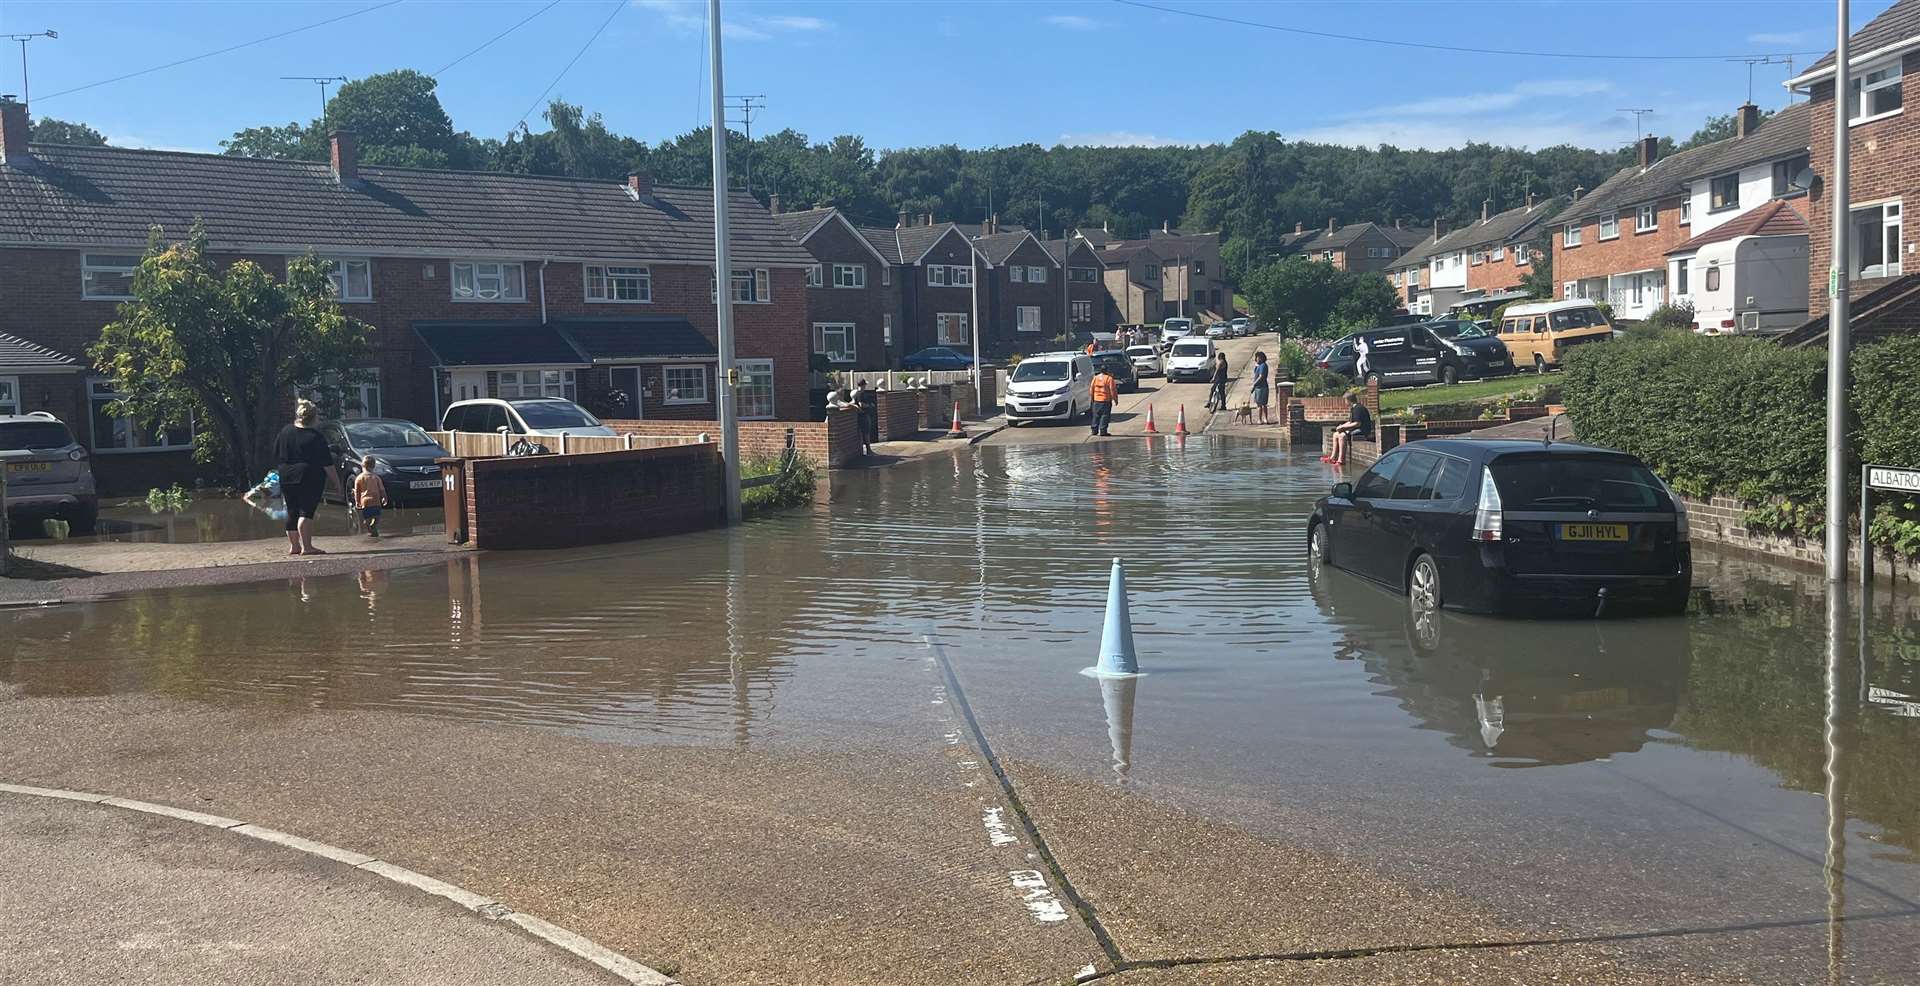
(1003, 352), (1094, 425)
(1164, 336), (1217, 383)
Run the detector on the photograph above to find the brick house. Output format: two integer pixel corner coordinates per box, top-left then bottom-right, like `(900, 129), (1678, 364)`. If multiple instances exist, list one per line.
(1076, 223), (1233, 321)
(1788, 0), (1920, 321)
(1043, 236), (1114, 335)
(1451, 194), (1566, 313)
(0, 103), (812, 491)
(1548, 101), (1810, 320)
(971, 228), (1063, 349)
(774, 205), (897, 370)
(1099, 242), (1165, 325)
(887, 220), (983, 356)
(1385, 229), (1439, 315)
(1275, 219), (1426, 274)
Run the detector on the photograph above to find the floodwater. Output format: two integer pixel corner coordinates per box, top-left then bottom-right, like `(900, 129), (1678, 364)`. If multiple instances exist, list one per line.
(26, 496), (446, 544)
(5, 439), (1919, 981)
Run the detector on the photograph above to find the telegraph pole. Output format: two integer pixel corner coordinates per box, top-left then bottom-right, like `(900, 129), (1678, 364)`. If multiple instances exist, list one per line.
(709, 0), (742, 524)
(282, 76), (347, 130)
(724, 94), (765, 194)
(1826, 0), (1852, 583)
(6, 31), (55, 111)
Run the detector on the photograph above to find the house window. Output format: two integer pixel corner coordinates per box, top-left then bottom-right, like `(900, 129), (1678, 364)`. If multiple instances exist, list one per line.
(1193, 260), (1205, 275)
(1772, 153), (1811, 197)
(1514, 244), (1529, 266)
(1027, 265), (1047, 283)
(1471, 250), (1485, 266)
(1072, 300), (1092, 323)
(452, 261), (527, 302)
(1493, 246), (1506, 262)
(736, 359), (774, 419)
(1070, 266), (1098, 283)
(881, 266), (891, 286)
(952, 265), (973, 287)
(1637, 204), (1658, 232)
(585, 263), (651, 303)
(1322, 250), (1335, 261)
(807, 264), (824, 287)
(497, 369), (576, 400)
(315, 370), (383, 419)
(324, 257), (373, 301)
(832, 264), (866, 288)
(813, 322), (857, 363)
(663, 365), (708, 404)
(1143, 265), (1158, 282)
(1409, 269), (1420, 286)
(1676, 262), (1689, 296)
(713, 268), (772, 303)
(0, 376), (17, 415)
(81, 253), (140, 300)
(1851, 58), (1904, 124)
(882, 313), (894, 346)
(928, 265), (948, 286)
(936, 312), (969, 345)
(1681, 197), (1692, 224)
(1710, 174), (1740, 212)
(1599, 213), (1620, 240)
(1010, 265), (1025, 283)
(1016, 306), (1042, 333)
(1563, 224), (1582, 247)
(88, 379), (191, 452)
(1852, 201), (1903, 279)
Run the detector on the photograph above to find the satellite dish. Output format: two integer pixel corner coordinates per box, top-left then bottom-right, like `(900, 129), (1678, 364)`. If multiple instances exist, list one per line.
(1793, 165), (1815, 191)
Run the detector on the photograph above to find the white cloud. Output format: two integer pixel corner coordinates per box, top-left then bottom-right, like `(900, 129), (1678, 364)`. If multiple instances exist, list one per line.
(632, 0), (830, 41)
(1747, 31), (1807, 46)
(110, 134), (212, 153)
(1044, 14), (1105, 31)
(1349, 79), (1612, 119)
(1058, 131), (1191, 148)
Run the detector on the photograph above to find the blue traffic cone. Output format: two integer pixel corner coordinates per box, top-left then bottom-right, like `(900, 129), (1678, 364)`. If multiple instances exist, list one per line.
(1084, 558), (1141, 678)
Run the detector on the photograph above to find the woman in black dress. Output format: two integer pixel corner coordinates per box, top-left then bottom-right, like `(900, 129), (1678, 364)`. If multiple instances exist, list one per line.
(272, 399), (341, 556)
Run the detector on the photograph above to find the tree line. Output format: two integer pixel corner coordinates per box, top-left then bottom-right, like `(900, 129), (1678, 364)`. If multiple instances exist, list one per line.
(37, 69), (1739, 286)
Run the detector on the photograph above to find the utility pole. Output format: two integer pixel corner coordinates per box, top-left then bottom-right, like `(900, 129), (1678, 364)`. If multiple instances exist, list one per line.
(970, 243), (985, 412)
(709, 0), (741, 525)
(282, 76), (347, 131)
(1826, 0), (1852, 583)
(724, 94), (765, 195)
(6, 31), (55, 112)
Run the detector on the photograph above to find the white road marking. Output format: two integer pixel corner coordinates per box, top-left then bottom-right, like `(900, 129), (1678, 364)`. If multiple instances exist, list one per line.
(1008, 869), (1070, 923)
(981, 807), (1018, 847)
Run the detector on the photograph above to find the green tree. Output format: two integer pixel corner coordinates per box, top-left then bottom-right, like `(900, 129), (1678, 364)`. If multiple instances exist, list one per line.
(89, 223), (373, 486)
(1677, 108), (1773, 151)
(1329, 270), (1399, 333)
(30, 117), (107, 146)
(1243, 257), (1341, 338)
(1518, 233), (1556, 299)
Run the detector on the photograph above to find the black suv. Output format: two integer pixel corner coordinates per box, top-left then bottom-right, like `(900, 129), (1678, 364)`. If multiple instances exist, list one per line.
(1306, 439), (1692, 617)
(1089, 351), (1139, 392)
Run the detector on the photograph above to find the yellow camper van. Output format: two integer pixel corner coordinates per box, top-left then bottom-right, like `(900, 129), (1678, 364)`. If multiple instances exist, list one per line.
(1497, 299), (1615, 373)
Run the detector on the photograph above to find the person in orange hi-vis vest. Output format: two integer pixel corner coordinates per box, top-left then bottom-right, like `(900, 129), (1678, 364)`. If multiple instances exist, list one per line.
(1089, 365), (1117, 437)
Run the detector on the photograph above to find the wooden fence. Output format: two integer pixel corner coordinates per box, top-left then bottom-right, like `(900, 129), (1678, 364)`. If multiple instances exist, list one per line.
(426, 431), (705, 459)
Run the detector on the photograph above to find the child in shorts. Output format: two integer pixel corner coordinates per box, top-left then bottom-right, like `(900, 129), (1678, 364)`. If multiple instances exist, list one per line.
(352, 456), (389, 538)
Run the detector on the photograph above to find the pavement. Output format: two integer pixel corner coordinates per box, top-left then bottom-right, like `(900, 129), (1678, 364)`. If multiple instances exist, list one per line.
(1, 532), (464, 604)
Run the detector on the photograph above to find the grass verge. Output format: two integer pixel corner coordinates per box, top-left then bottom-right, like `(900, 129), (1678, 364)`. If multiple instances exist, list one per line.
(1379, 373), (1551, 412)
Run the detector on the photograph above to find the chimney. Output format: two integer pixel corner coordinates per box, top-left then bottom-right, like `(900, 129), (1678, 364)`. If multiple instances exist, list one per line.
(1102, 219), (1111, 233)
(1481, 199), (1492, 222)
(924, 213), (935, 227)
(1394, 218), (1403, 229)
(1294, 221), (1304, 234)
(1525, 191), (1537, 211)
(769, 193), (782, 214)
(988, 212), (999, 235)
(1432, 218), (1442, 240)
(1327, 217), (1337, 232)
(1637, 135), (1659, 170)
(1735, 102), (1762, 138)
(329, 130), (358, 183)
(627, 171), (653, 199)
(1573, 186), (1585, 201)
(897, 209), (909, 229)
(0, 97), (27, 164)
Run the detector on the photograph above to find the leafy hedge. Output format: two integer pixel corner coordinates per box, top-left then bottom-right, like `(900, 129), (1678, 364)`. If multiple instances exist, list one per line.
(1563, 333), (1920, 555)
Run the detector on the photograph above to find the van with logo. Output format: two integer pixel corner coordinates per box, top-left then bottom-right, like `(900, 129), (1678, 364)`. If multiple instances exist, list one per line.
(1497, 300), (1614, 373)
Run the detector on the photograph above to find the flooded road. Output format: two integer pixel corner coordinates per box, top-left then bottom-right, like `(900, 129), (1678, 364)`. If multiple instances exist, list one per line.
(5, 438), (1918, 982)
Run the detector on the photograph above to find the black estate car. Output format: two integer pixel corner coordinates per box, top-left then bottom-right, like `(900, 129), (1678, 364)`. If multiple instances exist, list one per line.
(1089, 351), (1140, 392)
(1417, 319), (1513, 378)
(1306, 439), (1692, 616)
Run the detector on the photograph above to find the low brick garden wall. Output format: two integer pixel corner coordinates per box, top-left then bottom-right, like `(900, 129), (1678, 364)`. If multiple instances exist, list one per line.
(461, 443), (723, 550)
(875, 390), (920, 441)
(1682, 493), (1920, 583)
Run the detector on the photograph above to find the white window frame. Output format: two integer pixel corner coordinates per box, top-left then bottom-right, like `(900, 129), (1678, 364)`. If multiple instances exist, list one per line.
(881, 266), (891, 286)
(882, 313), (894, 347)
(0, 375), (18, 415)
(736, 358), (775, 420)
(496, 368), (576, 401)
(1598, 213), (1620, 240)
(1636, 204), (1658, 233)
(1851, 199), (1904, 279)
(451, 261), (527, 302)
(87, 377), (193, 453)
(1851, 57), (1904, 125)
(1680, 196), (1693, 225)
(321, 257), (373, 302)
(952, 264), (973, 287)
(1563, 224), (1582, 247)
(1027, 265), (1047, 283)
(812, 322), (857, 363)
(832, 263), (866, 289)
(713, 267), (772, 303)
(1471, 250), (1485, 266)
(316, 369), (383, 419)
(1071, 299), (1092, 323)
(584, 262), (651, 303)
(80, 253), (140, 300)
(928, 265), (949, 287)
(1010, 265), (1026, 284)
(936, 312), (969, 346)
(806, 264), (824, 288)
(663, 365), (709, 405)
(1016, 305), (1042, 333)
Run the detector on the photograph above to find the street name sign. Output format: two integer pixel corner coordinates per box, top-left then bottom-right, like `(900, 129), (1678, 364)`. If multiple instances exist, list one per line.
(1867, 465), (1920, 494)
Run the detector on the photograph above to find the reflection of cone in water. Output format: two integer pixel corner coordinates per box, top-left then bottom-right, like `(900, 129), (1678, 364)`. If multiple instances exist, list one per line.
(1082, 558), (1142, 678)
(1100, 675), (1137, 784)
(1474, 693), (1505, 751)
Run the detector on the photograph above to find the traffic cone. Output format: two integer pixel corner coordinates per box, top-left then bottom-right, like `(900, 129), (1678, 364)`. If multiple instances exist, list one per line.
(1082, 558), (1142, 678)
(1143, 405), (1158, 434)
(1175, 404), (1189, 436)
(947, 400), (966, 438)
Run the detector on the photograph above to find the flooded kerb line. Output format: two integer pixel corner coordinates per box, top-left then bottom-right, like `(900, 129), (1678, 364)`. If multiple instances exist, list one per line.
(922, 634), (1126, 969)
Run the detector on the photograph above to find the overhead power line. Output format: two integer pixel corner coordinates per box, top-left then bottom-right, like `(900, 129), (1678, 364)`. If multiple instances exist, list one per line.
(434, 0), (563, 78)
(514, 0), (624, 132)
(1109, 0), (1825, 62)
(37, 0), (403, 103)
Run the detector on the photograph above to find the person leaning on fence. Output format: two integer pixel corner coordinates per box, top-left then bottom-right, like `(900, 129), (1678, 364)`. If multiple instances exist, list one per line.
(1324, 388), (1373, 466)
(851, 380), (877, 455)
(825, 386), (855, 411)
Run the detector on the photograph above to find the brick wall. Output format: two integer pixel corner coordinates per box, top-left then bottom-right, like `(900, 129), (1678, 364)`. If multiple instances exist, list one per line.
(874, 389), (920, 440)
(903, 232), (978, 354)
(988, 238), (1063, 349)
(1681, 492), (1920, 583)
(1806, 56), (1919, 318)
(917, 386), (953, 431)
(604, 416), (858, 468)
(1466, 243), (1531, 295)
(1554, 198), (1692, 299)
(462, 443), (723, 550)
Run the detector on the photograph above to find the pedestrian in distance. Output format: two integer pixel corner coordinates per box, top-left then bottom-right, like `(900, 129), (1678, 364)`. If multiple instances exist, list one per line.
(271, 399), (342, 556)
(1324, 388), (1374, 466)
(1089, 363), (1118, 437)
(851, 380), (877, 456)
(1207, 352), (1229, 412)
(1250, 350), (1272, 424)
(353, 455), (389, 539)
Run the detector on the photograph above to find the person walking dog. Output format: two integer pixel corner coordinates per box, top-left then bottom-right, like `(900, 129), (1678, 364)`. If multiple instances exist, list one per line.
(1207, 352), (1229, 412)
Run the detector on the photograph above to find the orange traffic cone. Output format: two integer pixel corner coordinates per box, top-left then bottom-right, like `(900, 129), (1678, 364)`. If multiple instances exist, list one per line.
(947, 400), (966, 438)
(1143, 405), (1158, 434)
(1175, 404), (1189, 436)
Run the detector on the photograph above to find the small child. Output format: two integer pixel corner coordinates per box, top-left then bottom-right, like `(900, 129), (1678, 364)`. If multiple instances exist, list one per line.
(352, 457), (389, 538)
(243, 469), (288, 525)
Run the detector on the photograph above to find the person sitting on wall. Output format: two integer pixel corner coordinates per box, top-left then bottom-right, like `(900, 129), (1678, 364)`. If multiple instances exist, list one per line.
(1324, 388), (1373, 466)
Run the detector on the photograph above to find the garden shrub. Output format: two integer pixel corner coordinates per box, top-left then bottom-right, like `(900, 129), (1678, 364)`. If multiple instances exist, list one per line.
(741, 453), (818, 517)
(1293, 368), (1350, 398)
(1854, 337), (1920, 555)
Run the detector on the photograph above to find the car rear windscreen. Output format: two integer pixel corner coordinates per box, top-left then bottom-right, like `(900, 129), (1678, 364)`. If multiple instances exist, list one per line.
(1491, 456), (1673, 513)
(0, 421), (76, 451)
(514, 402), (600, 428)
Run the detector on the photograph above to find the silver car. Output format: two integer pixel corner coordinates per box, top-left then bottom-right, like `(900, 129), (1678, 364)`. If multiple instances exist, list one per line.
(1, 412), (99, 533)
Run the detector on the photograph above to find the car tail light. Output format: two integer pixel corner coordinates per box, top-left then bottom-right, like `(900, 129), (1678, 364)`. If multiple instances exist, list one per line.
(1720, 319), (1735, 329)
(1471, 469), (1503, 542)
(1316, 360), (1329, 369)
(1656, 476), (1690, 542)
(68, 448), (87, 462)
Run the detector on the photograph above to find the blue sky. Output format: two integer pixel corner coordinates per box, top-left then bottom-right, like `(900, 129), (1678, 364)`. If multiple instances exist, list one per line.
(0, 0), (1886, 155)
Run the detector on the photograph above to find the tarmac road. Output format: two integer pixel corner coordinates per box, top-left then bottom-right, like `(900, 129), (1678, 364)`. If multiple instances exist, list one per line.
(981, 333), (1272, 446)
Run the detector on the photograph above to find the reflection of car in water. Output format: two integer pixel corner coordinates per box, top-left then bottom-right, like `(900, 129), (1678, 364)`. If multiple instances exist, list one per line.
(1308, 542), (1691, 767)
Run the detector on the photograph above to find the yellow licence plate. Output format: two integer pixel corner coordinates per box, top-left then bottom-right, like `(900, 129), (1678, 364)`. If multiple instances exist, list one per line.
(1559, 523), (1627, 541)
(5, 461), (52, 473)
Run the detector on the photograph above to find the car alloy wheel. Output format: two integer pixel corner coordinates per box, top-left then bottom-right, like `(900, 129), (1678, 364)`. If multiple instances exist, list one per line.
(1308, 525), (1330, 574)
(1409, 553), (1441, 613)
(1440, 365), (1459, 386)
(1534, 354), (1548, 374)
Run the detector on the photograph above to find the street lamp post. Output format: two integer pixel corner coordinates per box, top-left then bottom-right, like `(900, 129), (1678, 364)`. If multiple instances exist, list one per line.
(1826, 0), (1852, 583)
(709, 0), (741, 524)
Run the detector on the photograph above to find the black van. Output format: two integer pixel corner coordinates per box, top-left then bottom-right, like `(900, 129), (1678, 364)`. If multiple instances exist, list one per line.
(1306, 439), (1692, 617)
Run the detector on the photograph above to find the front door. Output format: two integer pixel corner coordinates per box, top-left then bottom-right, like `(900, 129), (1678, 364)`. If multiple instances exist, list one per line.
(610, 367), (642, 419)
(450, 370), (487, 404)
